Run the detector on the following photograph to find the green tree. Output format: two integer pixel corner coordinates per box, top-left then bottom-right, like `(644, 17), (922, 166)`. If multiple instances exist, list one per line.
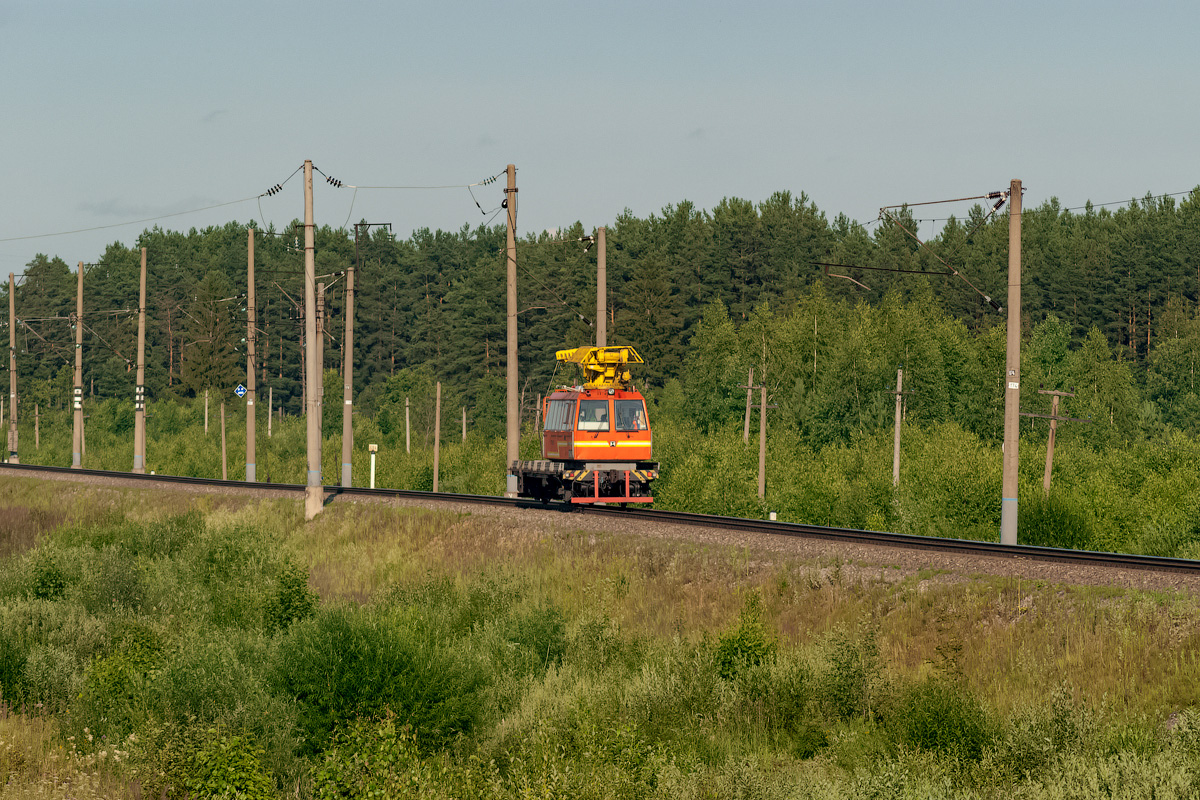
(179, 271), (241, 396)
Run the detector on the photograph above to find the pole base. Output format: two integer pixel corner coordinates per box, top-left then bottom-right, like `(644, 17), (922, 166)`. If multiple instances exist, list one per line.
(1000, 498), (1018, 545)
(305, 486), (324, 520)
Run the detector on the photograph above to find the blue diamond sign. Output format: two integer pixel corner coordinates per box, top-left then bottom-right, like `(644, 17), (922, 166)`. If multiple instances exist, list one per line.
(234, 384), (247, 398)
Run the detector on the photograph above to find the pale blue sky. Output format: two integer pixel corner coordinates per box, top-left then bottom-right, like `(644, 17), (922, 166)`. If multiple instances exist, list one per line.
(2, 0), (1197, 275)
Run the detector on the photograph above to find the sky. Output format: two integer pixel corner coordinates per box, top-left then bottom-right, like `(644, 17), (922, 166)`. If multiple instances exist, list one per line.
(2, 0), (1198, 277)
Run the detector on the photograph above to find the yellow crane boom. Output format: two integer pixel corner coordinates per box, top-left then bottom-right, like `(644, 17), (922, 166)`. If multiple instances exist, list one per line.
(555, 346), (644, 389)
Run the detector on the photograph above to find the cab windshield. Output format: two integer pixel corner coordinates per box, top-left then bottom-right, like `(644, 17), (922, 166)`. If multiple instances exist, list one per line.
(577, 400), (610, 431)
(615, 399), (647, 431)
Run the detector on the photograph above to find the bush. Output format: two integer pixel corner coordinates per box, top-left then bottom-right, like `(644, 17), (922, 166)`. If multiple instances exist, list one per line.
(20, 644), (79, 714)
(184, 733), (275, 800)
(76, 620), (161, 736)
(78, 546), (145, 613)
(714, 594), (776, 680)
(818, 625), (883, 721)
(505, 600), (567, 674)
(30, 552), (67, 601)
(1019, 492), (1095, 550)
(132, 723), (275, 800)
(887, 677), (992, 760)
(313, 713), (447, 799)
(995, 687), (1091, 778)
(265, 562), (318, 632)
(564, 615), (631, 674)
(273, 604), (487, 752)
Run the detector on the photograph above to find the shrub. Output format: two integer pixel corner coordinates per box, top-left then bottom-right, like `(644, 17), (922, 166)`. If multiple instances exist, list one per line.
(190, 525), (275, 628)
(0, 633), (25, 706)
(714, 594), (776, 680)
(30, 552), (67, 601)
(184, 733), (275, 800)
(734, 654), (813, 731)
(995, 686), (1092, 778)
(76, 620), (161, 736)
(1019, 492), (1095, 550)
(505, 600), (567, 674)
(273, 604), (487, 752)
(565, 615), (630, 674)
(791, 720), (829, 759)
(20, 644), (79, 714)
(132, 723), (275, 800)
(266, 562), (318, 632)
(313, 713), (447, 799)
(78, 546), (145, 613)
(818, 625), (883, 721)
(887, 677), (992, 760)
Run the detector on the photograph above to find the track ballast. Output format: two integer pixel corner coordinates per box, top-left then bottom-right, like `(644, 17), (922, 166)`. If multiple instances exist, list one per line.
(3, 462), (1198, 577)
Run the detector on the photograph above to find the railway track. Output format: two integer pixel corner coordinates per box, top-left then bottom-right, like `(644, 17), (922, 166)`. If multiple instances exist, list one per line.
(4, 462), (1199, 577)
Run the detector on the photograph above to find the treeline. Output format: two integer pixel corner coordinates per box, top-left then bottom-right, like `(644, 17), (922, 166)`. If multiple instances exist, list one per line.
(6, 187), (1200, 443)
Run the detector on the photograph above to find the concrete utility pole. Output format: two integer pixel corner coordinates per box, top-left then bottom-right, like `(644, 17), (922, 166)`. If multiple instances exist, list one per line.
(344, 222), (388, 487)
(220, 402), (227, 480)
(893, 368), (903, 487)
(342, 232), (357, 487)
(758, 381), (768, 500)
(133, 250), (147, 473)
(596, 226), (607, 347)
(505, 163), (519, 497)
(317, 281), (325, 426)
(246, 229), (256, 482)
(462, 406), (467, 442)
(71, 262), (84, 469)
(1000, 179), (1022, 545)
(8, 273), (17, 463)
(433, 381), (442, 492)
(303, 159), (322, 520)
(742, 367), (754, 444)
(405, 397), (411, 454)
(267, 386), (273, 438)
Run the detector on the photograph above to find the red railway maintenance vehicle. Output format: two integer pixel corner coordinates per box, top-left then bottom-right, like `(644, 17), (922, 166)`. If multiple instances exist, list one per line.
(513, 346), (658, 504)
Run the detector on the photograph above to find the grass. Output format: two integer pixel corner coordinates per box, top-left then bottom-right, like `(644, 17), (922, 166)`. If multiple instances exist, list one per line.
(1, 479), (1199, 798)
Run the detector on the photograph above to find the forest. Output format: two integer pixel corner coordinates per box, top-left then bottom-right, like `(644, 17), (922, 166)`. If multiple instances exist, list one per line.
(6, 186), (1200, 450)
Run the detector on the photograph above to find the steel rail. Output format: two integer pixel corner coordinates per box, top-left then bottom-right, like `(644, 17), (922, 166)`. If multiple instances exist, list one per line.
(3, 463), (1199, 576)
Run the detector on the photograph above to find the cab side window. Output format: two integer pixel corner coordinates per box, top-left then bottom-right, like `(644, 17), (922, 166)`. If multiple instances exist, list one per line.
(545, 400), (574, 431)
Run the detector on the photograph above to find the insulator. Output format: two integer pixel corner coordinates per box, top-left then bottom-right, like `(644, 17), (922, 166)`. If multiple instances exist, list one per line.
(992, 197), (1006, 212)
(987, 191), (1004, 199)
